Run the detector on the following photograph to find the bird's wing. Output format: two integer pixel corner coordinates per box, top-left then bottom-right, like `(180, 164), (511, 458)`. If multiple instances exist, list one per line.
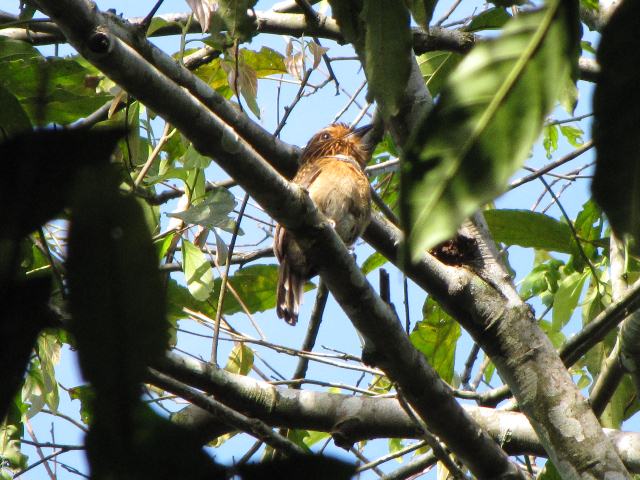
(293, 158), (327, 190)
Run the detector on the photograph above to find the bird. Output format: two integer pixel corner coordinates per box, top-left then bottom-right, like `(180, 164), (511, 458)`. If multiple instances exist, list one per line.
(274, 123), (373, 325)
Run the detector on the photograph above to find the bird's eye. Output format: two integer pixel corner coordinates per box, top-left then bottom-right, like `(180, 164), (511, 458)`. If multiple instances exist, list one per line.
(321, 133), (331, 140)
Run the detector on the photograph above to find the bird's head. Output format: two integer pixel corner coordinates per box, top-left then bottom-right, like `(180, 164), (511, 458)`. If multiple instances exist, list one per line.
(300, 123), (374, 168)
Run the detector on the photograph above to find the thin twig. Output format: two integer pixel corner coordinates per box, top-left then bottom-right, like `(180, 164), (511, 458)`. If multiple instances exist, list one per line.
(395, 389), (466, 480)
(274, 68), (313, 137)
(436, 0), (464, 26)
(211, 193), (251, 365)
(148, 369), (305, 456)
(509, 140), (594, 190)
(356, 440), (427, 473)
(291, 280), (329, 381)
(461, 343), (480, 389)
(539, 176), (601, 292)
(333, 80), (366, 124)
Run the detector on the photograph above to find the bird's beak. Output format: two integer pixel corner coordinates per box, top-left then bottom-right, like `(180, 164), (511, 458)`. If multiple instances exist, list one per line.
(349, 123), (373, 138)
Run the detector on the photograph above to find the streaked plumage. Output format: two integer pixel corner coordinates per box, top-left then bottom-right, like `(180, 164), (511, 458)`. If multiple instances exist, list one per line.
(274, 124), (373, 325)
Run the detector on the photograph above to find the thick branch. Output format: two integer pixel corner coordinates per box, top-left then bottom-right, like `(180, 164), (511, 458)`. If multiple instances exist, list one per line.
(363, 216), (630, 478)
(0, 10), (598, 83)
(153, 353), (640, 473)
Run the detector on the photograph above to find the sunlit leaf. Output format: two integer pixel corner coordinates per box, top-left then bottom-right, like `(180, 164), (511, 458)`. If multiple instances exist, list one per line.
(401, 1), (581, 258)
(484, 209), (573, 253)
(410, 297), (460, 383)
(417, 51), (462, 96)
(0, 84), (31, 137)
(182, 239), (215, 301)
(167, 187), (237, 230)
(552, 270), (588, 330)
(361, 251), (388, 275)
(224, 342), (254, 375)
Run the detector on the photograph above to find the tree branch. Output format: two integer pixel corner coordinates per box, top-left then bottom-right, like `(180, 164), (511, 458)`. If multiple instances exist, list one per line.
(152, 352), (640, 473)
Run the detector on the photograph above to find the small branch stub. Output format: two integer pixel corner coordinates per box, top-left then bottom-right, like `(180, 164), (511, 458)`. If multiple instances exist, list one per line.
(88, 30), (111, 54)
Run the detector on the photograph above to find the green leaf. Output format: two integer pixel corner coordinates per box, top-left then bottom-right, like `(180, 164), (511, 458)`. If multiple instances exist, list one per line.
(404, 0), (437, 29)
(166, 278), (215, 323)
(210, 265), (312, 315)
(241, 47), (287, 77)
(361, 251), (388, 275)
(0, 56), (111, 125)
(519, 258), (563, 305)
(214, 0), (258, 41)
(363, 0), (412, 116)
(67, 164), (168, 406)
(0, 38), (40, 61)
(409, 297), (460, 383)
(167, 187), (237, 230)
(417, 51), (463, 96)
(68, 385), (94, 425)
(0, 84), (31, 137)
(552, 271), (588, 330)
(543, 124), (559, 159)
(484, 209), (573, 253)
(35, 333), (61, 412)
(559, 125), (583, 147)
(224, 342), (254, 375)
(182, 239), (215, 301)
(592, 0), (640, 249)
(464, 7), (511, 32)
(401, 1), (581, 258)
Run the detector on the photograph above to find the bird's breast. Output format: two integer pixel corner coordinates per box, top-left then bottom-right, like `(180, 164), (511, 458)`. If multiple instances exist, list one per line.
(306, 160), (371, 245)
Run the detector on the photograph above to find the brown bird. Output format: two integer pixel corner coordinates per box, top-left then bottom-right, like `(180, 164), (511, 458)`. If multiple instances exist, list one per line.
(274, 123), (373, 325)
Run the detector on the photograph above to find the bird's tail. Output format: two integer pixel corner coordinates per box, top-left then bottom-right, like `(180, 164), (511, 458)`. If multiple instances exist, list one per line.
(276, 259), (303, 326)
(274, 224), (303, 325)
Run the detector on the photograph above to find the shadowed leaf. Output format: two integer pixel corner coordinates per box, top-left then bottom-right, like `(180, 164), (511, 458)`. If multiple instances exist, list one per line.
(363, 0), (412, 116)
(401, 1), (580, 258)
(592, 0), (640, 250)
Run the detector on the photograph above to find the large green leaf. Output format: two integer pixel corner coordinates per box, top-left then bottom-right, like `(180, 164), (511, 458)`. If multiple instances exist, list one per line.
(401, 0), (580, 259)
(362, 0), (412, 116)
(592, 0), (640, 249)
(409, 297), (460, 383)
(0, 128), (124, 240)
(484, 209), (573, 253)
(67, 164), (168, 409)
(0, 55), (111, 125)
